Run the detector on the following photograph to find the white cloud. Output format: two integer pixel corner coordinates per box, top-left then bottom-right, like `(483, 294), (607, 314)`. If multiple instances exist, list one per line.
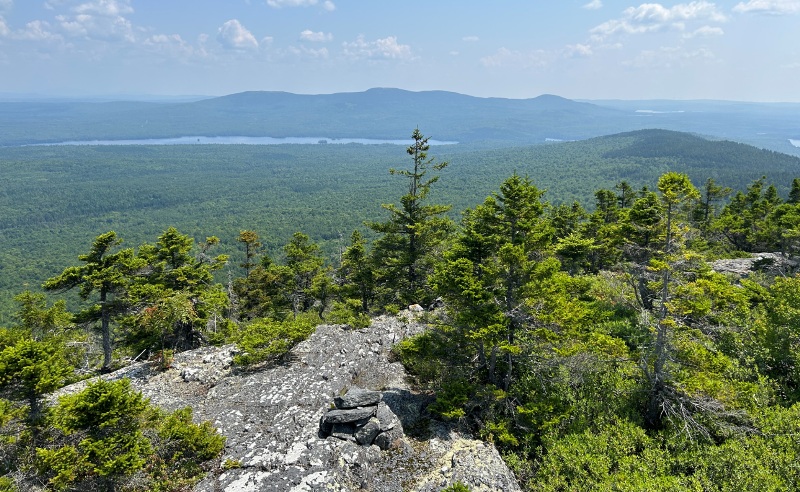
(565, 43), (593, 57)
(480, 47), (549, 69)
(623, 45), (716, 68)
(299, 29), (332, 42)
(462, 35), (479, 42)
(266, 0), (335, 10)
(45, 0), (136, 42)
(17, 20), (61, 41)
(217, 19), (259, 51)
(342, 35), (412, 60)
(683, 25), (724, 37)
(583, 0), (603, 10)
(288, 45), (328, 58)
(591, 2), (727, 38)
(143, 33), (196, 58)
(56, 11), (134, 42)
(733, 0), (800, 14)
(74, 0), (132, 16)
(0, 0), (12, 14)
(0, 16), (9, 37)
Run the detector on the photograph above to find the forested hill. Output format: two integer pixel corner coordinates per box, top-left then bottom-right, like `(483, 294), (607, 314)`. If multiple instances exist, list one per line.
(1, 128), (799, 320)
(2, 89), (799, 154)
(452, 129), (800, 205)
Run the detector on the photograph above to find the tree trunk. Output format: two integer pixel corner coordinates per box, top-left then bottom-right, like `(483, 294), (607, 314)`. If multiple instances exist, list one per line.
(100, 288), (112, 373)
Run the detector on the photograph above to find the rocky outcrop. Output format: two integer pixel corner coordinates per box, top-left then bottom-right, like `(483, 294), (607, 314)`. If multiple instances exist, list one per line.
(711, 252), (797, 278)
(56, 312), (520, 491)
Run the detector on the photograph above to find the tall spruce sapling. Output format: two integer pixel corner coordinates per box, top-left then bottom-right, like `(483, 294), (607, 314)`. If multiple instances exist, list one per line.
(368, 128), (453, 306)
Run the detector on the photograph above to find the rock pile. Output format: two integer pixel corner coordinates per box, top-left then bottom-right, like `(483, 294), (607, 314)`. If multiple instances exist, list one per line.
(319, 387), (403, 449)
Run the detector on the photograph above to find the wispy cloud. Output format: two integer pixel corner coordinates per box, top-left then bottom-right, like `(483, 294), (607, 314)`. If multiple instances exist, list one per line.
(299, 29), (332, 42)
(42, 0), (134, 42)
(266, 0), (335, 11)
(733, 0), (800, 14)
(480, 47), (549, 69)
(217, 19), (259, 51)
(73, 0), (132, 16)
(0, 0), (13, 14)
(143, 33), (197, 59)
(623, 45), (716, 68)
(462, 35), (479, 42)
(583, 0), (603, 10)
(342, 35), (412, 60)
(287, 45), (329, 58)
(0, 16), (11, 37)
(564, 43), (593, 57)
(591, 2), (726, 39)
(683, 25), (724, 37)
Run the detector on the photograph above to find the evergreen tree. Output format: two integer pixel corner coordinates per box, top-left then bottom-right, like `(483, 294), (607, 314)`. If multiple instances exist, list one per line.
(433, 174), (552, 390)
(43, 232), (140, 373)
(284, 232), (325, 318)
(237, 230), (262, 277)
(337, 230), (375, 313)
(0, 338), (72, 432)
(693, 177), (731, 234)
(132, 228), (229, 352)
(368, 128), (453, 306)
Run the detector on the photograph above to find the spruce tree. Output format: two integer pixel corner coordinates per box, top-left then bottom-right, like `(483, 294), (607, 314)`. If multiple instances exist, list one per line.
(368, 128), (452, 307)
(43, 231), (140, 373)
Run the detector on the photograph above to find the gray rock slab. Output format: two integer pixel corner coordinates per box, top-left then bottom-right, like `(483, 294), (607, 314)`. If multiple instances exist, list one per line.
(51, 316), (521, 492)
(323, 406), (376, 424)
(334, 387), (382, 409)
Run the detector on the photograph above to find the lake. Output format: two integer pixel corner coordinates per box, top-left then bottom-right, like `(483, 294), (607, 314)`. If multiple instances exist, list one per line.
(28, 136), (458, 146)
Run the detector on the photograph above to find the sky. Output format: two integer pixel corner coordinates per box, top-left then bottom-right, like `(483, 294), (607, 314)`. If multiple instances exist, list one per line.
(0, 0), (798, 101)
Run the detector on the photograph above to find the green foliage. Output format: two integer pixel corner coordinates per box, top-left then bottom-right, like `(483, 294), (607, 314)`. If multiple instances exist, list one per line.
(43, 231), (142, 372)
(0, 338), (73, 427)
(441, 482), (471, 492)
(337, 230), (376, 313)
(147, 407), (225, 489)
(35, 378), (223, 492)
(326, 300), (371, 329)
(393, 331), (452, 385)
(234, 313), (318, 366)
(369, 129), (454, 306)
(38, 378), (153, 490)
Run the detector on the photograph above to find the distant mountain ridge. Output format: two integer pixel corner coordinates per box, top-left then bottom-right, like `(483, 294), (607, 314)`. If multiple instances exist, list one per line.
(0, 88), (798, 155)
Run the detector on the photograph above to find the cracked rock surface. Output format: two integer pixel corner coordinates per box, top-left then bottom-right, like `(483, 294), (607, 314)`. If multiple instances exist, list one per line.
(55, 312), (521, 491)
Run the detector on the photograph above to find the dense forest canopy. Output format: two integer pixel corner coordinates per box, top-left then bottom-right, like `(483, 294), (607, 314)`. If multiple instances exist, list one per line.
(3, 126), (800, 489)
(1, 129), (799, 319)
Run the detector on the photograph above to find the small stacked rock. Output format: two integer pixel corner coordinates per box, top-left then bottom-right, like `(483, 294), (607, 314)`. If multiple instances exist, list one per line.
(320, 387), (404, 450)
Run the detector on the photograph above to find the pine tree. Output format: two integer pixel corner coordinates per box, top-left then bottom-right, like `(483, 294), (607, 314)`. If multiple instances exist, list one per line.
(43, 232), (140, 372)
(368, 128), (453, 306)
(338, 230), (375, 313)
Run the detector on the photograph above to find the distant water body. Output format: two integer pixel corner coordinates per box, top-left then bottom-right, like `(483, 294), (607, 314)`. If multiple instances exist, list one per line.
(28, 136), (458, 146)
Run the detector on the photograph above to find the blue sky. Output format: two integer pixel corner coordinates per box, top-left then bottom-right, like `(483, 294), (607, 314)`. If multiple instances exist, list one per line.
(0, 0), (798, 101)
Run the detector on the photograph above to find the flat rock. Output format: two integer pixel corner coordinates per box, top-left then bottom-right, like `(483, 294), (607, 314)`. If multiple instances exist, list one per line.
(334, 387), (382, 409)
(323, 406), (376, 424)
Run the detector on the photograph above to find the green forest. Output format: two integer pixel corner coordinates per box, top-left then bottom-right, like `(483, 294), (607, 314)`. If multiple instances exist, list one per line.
(1, 128), (799, 319)
(3, 129), (800, 490)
